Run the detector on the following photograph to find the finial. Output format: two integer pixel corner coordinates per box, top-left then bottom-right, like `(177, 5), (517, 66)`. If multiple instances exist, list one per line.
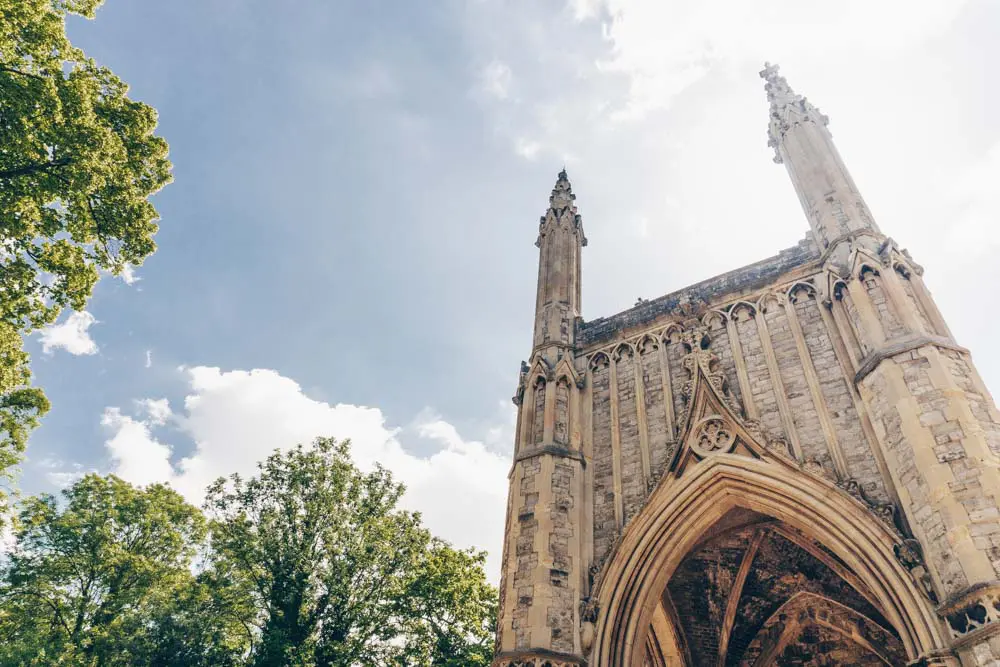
(549, 168), (575, 210)
(760, 63), (828, 163)
(759, 62), (801, 112)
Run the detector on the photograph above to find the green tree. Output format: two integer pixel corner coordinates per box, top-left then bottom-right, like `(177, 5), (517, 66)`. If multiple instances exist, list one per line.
(0, 0), (172, 490)
(205, 437), (498, 666)
(399, 541), (496, 666)
(0, 475), (208, 665)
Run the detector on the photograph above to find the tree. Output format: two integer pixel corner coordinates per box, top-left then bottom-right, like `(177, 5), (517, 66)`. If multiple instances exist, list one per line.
(399, 540), (496, 666)
(0, 0), (172, 490)
(0, 475), (207, 665)
(205, 437), (498, 666)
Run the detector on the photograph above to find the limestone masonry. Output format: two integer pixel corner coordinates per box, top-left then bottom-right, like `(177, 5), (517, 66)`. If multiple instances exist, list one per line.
(493, 65), (1000, 666)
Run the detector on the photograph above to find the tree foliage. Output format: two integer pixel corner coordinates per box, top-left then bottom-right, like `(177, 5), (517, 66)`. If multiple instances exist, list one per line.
(0, 475), (207, 665)
(0, 0), (172, 486)
(206, 437), (496, 666)
(0, 440), (498, 666)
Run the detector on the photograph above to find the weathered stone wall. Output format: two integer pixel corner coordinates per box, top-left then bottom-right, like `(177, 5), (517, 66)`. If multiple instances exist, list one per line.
(513, 456), (541, 648)
(792, 289), (888, 501)
(639, 338), (671, 481)
(548, 461), (576, 653)
(555, 379), (570, 446)
(861, 346), (1000, 598)
(614, 346), (645, 524)
(733, 305), (785, 444)
(532, 378), (546, 446)
(590, 356), (615, 567)
(580, 265), (900, 572)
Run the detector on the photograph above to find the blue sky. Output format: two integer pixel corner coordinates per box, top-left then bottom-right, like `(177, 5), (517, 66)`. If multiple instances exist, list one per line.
(22, 0), (1000, 578)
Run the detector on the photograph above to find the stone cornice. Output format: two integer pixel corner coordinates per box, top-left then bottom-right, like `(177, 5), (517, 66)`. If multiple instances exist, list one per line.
(854, 335), (968, 385)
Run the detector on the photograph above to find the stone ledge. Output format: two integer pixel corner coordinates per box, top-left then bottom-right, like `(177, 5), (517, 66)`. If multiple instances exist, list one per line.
(949, 619), (1000, 653)
(854, 335), (968, 384)
(514, 444), (587, 466)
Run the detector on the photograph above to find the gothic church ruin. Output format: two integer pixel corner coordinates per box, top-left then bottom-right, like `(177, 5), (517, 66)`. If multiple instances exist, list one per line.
(494, 65), (1000, 666)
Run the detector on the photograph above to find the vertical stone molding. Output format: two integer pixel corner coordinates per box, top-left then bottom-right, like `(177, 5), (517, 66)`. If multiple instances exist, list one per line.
(755, 298), (804, 460)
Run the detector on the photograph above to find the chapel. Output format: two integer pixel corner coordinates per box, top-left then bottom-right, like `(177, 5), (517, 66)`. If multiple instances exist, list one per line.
(493, 65), (1000, 666)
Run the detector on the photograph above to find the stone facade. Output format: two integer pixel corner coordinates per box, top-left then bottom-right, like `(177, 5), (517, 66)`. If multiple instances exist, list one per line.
(494, 65), (1000, 666)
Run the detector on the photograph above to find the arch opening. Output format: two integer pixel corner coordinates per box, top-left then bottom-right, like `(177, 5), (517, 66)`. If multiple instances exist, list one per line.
(591, 456), (946, 667)
(638, 508), (907, 666)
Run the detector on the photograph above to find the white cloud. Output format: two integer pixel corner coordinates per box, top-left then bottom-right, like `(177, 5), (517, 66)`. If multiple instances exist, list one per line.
(101, 407), (176, 488)
(479, 60), (513, 100)
(35, 457), (96, 489)
(145, 349), (153, 368)
(575, 0), (968, 120)
(39, 311), (99, 356)
(940, 140), (1000, 257)
(119, 264), (140, 285)
(101, 367), (510, 579)
(514, 137), (541, 160)
(137, 397), (172, 426)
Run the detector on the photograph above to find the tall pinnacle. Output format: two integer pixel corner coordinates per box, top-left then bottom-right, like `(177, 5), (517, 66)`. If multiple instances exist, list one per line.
(760, 63), (828, 164)
(549, 168), (575, 213)
(759, 63), (879, 255)
(533, 168), (586, 349)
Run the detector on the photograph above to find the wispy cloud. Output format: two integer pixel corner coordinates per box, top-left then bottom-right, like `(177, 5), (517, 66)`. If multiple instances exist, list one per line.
(479, 59), (512, 100)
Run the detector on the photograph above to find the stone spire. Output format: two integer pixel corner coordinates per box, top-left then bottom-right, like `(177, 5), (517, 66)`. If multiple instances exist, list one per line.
(533, 169), (586, 350)
(760, 63), (880, 261)
(761, 62), (829, 164)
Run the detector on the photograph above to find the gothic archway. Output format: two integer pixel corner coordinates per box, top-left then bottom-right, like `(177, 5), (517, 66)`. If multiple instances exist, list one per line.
(589, 456), (947, 667)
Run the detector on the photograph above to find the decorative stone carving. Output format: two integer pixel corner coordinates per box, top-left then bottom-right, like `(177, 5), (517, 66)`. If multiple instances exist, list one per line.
(512, 360), (529, 405)
(743, 418), (765, 441)
(670, 294), (708, 319)
(894, 539), (938, 604)
(937, 582), (1000, 639)
(689, 416), (736, 458)
(836, 478), (865, 502)
(766, 437), (791, 458)
(802, 458), (828, 478)
(580, 597), (599, 624)
(676, 327), (744, 430)
(588, 564), (601, 589)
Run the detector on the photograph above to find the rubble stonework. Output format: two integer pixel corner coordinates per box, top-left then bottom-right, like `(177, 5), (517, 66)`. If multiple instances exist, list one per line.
(494, 65), (1000, 666)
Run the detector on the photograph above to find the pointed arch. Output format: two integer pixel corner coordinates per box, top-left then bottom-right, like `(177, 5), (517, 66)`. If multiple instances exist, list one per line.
(613, 342), (635, 363)
(590, 455), (946, 667)
(728, 300), (757, 323)
(786, 280), (817, 302)
(701, 309), (727, 331)
(637, 334), (659, 356)
(589, 351), (611, 371)
(756, 290), (785, 314)
(849, 246), (885, 280)
(661, 322), (684, 345)
(553, 353), (579, 387)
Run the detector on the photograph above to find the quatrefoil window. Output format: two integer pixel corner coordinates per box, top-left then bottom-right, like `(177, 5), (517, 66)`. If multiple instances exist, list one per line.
(690, 416), (736, 458)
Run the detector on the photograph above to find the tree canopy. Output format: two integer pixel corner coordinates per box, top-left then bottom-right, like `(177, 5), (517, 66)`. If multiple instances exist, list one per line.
(0, 0), (172, 497)
(0, 439), (497, 666)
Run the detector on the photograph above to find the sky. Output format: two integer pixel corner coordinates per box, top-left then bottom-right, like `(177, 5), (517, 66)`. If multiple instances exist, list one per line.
(20, 0), (1000, 581)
